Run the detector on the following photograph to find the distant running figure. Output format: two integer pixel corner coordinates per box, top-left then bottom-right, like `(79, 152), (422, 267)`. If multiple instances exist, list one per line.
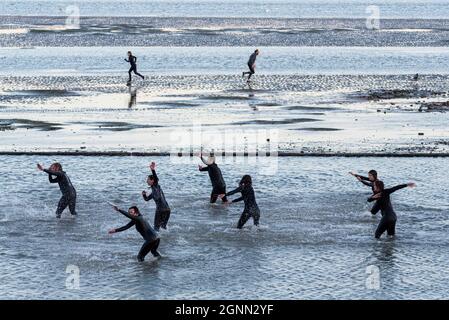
(37, 163), (77, 218)
(142, 162), (171, 231)
(125, 51), (144, 83)
(242, 49), (259, 83)
(219, 175), (260, 229)
(368, 181), (416, 239)
(109, 205), (161, 261)
(198, 153), (227, 203)
(350, 170), (381, 215)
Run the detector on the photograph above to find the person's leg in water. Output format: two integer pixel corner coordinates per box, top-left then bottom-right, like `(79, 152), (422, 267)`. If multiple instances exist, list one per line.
(375, 216), (389, 239)
(252, 209), (260, 227)
(161, 209), (171, 229)
(154, 210), (163, 231)
(387, 220), (396, 237)
(68, 194), (77, 215)
(237, 211), (251, 229)
(137, 239), (160, 261)
(211, 186), (227, 203)
(150, 238), (161, 257)
(210, 188), (228, 203)
(210, 190), (219, 204)
(56, 195), (70, 218)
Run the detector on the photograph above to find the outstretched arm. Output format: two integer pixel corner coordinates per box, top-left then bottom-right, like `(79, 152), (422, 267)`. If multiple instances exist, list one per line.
(111, 205), (138, 221)
(226, 186), (243, 197)
(112, 221), (135, 233)
(360, 180), (373, 187)
(384, 183), (415, 196)
(232, 196), (244, 203)
(349, 171), (370, 181)
(368, 183), (415, 201)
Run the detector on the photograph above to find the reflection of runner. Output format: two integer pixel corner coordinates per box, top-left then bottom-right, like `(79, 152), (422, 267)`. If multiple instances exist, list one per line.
(198, 153), (227, 203)
(109, 205), (161, 261)
(368, 181), (416, 239)
(219, 175), (260, 229)
(128, 87), (137, 108)
(37, 163), (77, 218)
(242, 49), (259, 83)
(125, 51), (144, 83)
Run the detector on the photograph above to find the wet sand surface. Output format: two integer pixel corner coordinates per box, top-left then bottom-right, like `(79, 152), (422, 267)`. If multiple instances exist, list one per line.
(1, 73), (448, 155)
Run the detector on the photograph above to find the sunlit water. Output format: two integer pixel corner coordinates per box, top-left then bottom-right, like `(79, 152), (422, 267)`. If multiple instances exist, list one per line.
(0, 155), (448, 299)
(2, 0), (449, 18)
(2, 47), (449, 76)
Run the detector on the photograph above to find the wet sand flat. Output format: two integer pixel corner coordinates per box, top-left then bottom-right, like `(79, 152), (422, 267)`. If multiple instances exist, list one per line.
(0, 74), (448, 155)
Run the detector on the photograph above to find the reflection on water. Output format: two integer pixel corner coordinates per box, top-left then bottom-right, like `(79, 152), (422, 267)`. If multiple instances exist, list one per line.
(128, 87), (137, 109)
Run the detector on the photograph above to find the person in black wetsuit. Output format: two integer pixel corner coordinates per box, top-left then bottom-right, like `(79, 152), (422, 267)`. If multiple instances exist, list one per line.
(37, 163), (77, 218)
(350, 170), (381, 215)
(198, 153), (227, 203)
(219, 175), (260, 229)
(242, 49), (259, 83)
(109, 205), (161, 261)
(142, 162), (171, 231)
(368, 180), (416, 239)
(125, 51), (145, 83)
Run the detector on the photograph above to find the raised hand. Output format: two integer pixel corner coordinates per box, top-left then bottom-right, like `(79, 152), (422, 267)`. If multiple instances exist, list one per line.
(37, 163), (44, 171)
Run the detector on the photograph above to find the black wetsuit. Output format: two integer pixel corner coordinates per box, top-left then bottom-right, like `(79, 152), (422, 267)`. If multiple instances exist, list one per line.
(199, 157), (227, 203)
(143, 169), (171, 231)
(226, 184), (260, 229)
(115, 209), (160, 261)
(243, 52), (257, 80)
(44, 169), (77, 217)
(125, 55), (144, 82)
(368, 184), (408, 239)
(355, 174), (380, 215)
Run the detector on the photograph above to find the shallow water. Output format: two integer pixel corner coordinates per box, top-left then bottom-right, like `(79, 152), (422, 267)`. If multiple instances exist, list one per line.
(2, 16), (449, 47)
(2, 46), (449, 76)
(0, 155), (448, 299)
